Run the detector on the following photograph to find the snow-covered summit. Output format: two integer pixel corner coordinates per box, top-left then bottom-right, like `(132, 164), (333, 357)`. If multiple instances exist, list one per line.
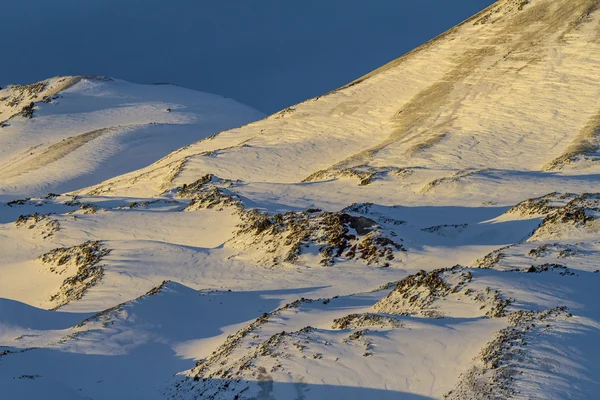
(80, 0), (600, 208)
(0, 76), (264, 200)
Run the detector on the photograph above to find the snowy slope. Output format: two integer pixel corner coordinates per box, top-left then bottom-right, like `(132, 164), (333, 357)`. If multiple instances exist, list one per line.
(2, 0), (600, 399)
(0, 76), (264, 200)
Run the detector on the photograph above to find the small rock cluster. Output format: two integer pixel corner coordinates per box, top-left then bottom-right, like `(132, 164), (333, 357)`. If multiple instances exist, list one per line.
(4, 82), (48, 107)
(525, 263), (576, 275)
(332, 313), (404, 330)
(374, 267), (511, 318)
(38, 241), (111, 309)
(15, 212), (60, 238)
(19, 102), (35, 119)
(303, 165), (414, 186)
(175, 174), (242, 211)
(529, 193), (600, 239)
(475, 245), (513, 269)
(420, 168), (490, 193)
(507, 192), (576, 216)
(342, 328), (375, 357)
(528, 243), (577, 258)
(374, 267), (469, 317)
(63, 197), (102, 214)
(6, 198), (32, 207)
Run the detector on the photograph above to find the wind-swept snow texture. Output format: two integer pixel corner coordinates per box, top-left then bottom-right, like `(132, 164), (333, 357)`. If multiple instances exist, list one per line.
(2, 0), (600, 399)
(0, 76), (264, 200)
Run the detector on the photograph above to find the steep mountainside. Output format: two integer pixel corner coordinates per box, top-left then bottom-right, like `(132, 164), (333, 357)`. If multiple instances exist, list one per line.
(1, 1), (600, 399)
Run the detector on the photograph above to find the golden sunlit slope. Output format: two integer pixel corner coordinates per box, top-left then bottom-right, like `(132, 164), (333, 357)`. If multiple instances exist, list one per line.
(81, 0), (600, 208)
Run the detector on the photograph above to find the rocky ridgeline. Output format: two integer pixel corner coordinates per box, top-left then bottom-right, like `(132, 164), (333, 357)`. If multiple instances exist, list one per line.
(175, 176), (406, 267)
(6, 194), (103, 215)
(38, 241), (111, 309)
(422, 223), (469, 237)
(420, 168), (490, 193)
(169, 256), (587, 400)
(374, 267), (510, 318)
(506, 192), (577, 216)
(2, 82), (48, 107)
(66, 203), (102, 215)
(342, 202), (407, 226)
(475, 245), (515, 270)
(0, 82), (47, 123)
(525, 193), (600, 241)
(175, 325), (319, 400)
(302, 165), (416, 186)
(524, 263), (576, 275)
(476, 193), (600, 270)
(173, 295), (352, 400)
(475, 241), (587, 273)
(528, 243), (577, 258)
(445, 307), (573, 400)
(331, 313), (404, 330)
(233, 209), (405, 267)
(0, 77), (96, 125)
(176, 316), (397, 399)
(506, 193), (600, 225)
(170, 298), (319, 399)
(171, 269), (513, 399)
(116, 199), (178, 210)
(15, 212), (60, 239)
(6, 197), (37, 207)
(176, 174), (242, 211)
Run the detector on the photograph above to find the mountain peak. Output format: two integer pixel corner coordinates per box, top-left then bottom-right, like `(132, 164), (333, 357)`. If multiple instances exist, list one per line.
(0, 76), (263, 199)
(2, 2), (600, 399)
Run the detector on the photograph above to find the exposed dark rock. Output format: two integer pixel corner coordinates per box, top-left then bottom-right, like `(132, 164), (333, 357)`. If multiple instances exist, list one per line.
(39, 241), (111, 309)
(234, 210), (404, 267)
(446, 307), (571, 399)
(375, 267), (511, 318)
(15, 212), (60, 238)
(332, 313), (404, 330)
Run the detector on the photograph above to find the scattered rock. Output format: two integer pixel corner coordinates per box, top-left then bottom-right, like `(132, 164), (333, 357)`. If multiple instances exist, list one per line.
(303, 165), (415, 186)
(445, 307), (571, 399)
(420, 168), (490, 193)
(332, 314), (404, 330)
(176, 174), (242, 211)
(38, 241), (111, 309)
(15, 212), (60, 238)
(375, 267), (511, 318)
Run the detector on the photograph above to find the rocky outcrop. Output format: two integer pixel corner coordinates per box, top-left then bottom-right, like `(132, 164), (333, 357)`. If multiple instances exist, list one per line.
(38, 241), (111, 309)
(374, 267), (511, 318)
(175, 174), (242, 211)
(15, 212), (60, 239)
(232, 209), (405, 267)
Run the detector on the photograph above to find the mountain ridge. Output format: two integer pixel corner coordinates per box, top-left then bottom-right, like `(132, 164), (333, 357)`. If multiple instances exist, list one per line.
(0, 76), (264, 200)
(2, 0), (600, 399)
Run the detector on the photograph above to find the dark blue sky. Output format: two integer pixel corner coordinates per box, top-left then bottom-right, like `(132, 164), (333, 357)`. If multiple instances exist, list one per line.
(1, 0), (495, 113)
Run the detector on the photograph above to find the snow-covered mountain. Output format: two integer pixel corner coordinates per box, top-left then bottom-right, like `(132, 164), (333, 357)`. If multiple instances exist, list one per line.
(2, 0), (600, 399)
(0, 76), (263, 200)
